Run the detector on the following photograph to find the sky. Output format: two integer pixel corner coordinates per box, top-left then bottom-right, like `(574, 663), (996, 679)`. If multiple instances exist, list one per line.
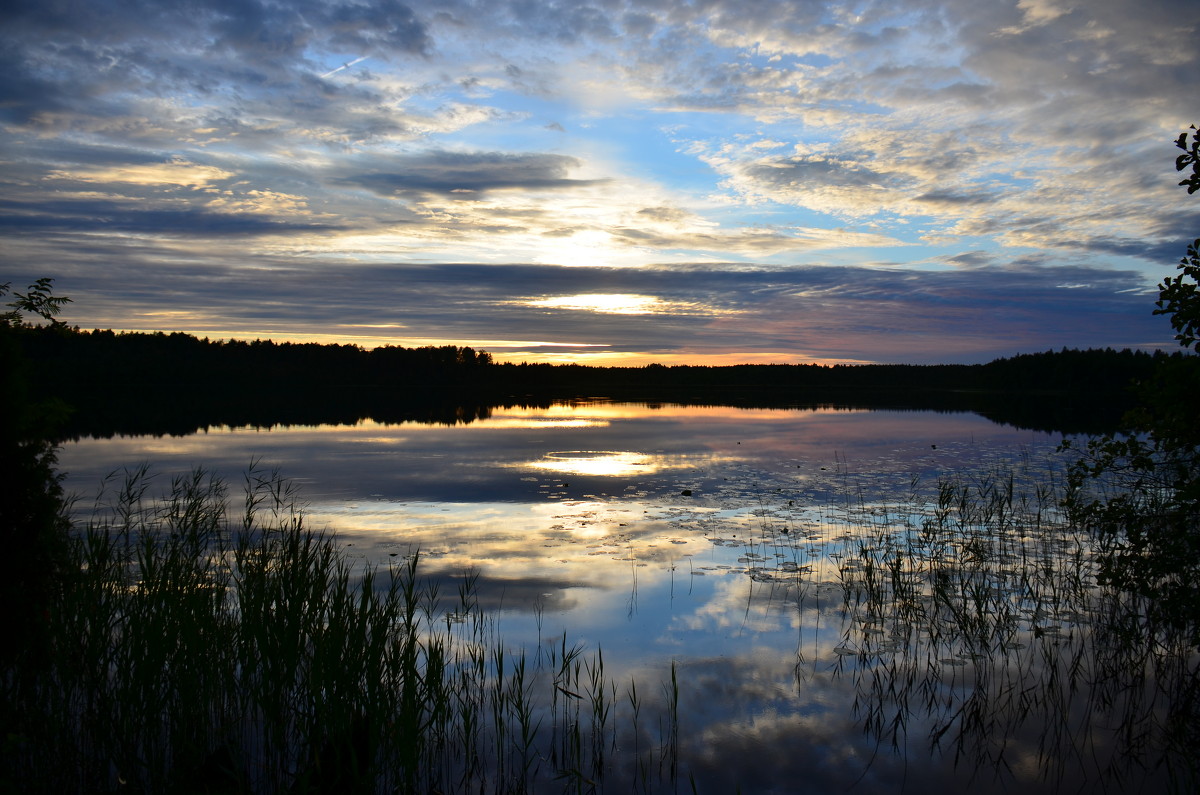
(1, 0), (1197, 366)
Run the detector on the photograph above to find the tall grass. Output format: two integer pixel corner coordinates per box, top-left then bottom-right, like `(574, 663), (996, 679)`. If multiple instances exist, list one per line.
(1, 465), (679, 794)
(815, 459), (1200, 792)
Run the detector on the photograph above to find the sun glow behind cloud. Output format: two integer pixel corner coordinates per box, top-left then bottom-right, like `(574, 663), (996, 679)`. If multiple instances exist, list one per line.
(527, 293), (670, 315)
(532, 229), (651, 268)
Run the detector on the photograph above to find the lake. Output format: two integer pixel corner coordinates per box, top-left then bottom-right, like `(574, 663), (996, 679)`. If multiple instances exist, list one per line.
(57, 403), (1195, 793)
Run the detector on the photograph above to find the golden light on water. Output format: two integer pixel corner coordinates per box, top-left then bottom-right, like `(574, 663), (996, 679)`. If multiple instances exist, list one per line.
(475, 418), (609, 429)
(527, 450), (658, 477)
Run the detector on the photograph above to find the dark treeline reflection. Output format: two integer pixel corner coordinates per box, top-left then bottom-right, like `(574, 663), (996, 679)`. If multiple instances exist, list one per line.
(19, 327), (1169, 438)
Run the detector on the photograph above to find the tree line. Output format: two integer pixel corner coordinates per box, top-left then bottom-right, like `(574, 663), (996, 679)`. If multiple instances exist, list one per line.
(15, 323), (1170, 400)
(18, 328), (493, 394)
(3, 319), (1171, 438)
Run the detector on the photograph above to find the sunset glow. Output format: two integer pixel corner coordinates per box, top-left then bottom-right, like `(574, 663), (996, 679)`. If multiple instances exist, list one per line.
(2, 0), (1192, 364)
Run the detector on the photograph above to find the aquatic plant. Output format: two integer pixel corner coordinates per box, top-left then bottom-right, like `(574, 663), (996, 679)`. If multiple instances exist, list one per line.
(1, 465), (680, 794)
(803, 460), (1200, 792)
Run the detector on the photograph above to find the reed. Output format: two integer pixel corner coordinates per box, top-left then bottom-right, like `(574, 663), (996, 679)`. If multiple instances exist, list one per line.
(1, 465), (680, 794)
(816, 458), (1200, 792)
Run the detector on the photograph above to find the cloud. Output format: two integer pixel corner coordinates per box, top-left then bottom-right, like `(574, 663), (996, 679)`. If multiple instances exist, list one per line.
(23, 259), (1172, 365)
(0, 199), (341, 237)
(340, 151), (602, 198)
(913, 189), (1002, 208)
(0, 0), (1195, 365)
(1, 0), (430, 62)
(52, 159), (234, 188)
(996, 0), (1075, 35)
(706, 151), (908, 217)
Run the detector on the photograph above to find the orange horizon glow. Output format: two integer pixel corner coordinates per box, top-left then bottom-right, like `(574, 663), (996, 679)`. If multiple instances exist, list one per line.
(68, 326), (872, 367)
(488, 350), (871, 367)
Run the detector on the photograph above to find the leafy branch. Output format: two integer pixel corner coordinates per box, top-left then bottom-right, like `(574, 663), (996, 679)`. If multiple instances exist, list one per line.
(1, 277), (72, 328)
(1176, 124), (1200, 194)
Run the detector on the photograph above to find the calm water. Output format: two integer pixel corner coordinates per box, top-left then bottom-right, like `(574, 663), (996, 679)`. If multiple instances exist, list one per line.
(57, 403), (1193, 793)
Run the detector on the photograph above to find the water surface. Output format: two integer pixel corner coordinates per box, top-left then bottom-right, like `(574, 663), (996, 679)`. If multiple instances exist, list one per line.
(58, 403), (1190, 793)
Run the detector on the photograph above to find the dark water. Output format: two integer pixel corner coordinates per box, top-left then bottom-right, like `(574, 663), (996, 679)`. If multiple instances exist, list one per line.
(57, 403), (1197, 793)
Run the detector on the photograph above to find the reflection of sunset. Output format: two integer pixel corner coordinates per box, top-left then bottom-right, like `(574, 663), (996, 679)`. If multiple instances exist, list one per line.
(483, 402), (871, 423)
(487, 350), (864, 367)
(56, 400), (1128, 790)
(306, 497), (710, 606)
(61, 404), (1061, 645)
(474, 418), (608, 429)
(528, 450), (657, 477)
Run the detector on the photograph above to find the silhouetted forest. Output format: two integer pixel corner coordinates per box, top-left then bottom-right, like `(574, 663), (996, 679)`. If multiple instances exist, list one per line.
(16, 326), (1175, 438)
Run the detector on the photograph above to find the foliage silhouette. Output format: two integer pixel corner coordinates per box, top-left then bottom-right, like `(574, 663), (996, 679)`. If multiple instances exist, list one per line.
(14, 322), (1158, 438)
(1174, 124), (1200, 195)
(0, 279), (73, 670)
(1065, 125), (1200, 642)
(1, 277), (72, 327)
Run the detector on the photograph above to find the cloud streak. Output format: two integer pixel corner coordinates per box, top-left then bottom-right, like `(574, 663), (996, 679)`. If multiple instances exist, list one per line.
(37, 259), (1170, 365)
